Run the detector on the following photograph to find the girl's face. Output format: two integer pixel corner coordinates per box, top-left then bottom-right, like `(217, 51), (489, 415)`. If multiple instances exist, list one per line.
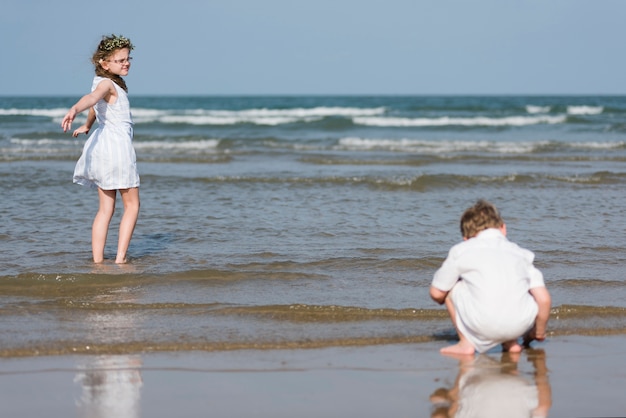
(101, 48), (132, 76)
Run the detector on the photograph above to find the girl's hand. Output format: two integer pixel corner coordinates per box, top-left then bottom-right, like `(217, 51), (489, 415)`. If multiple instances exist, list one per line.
(72, 125), (90, 138)
(61, 109), (77, 132)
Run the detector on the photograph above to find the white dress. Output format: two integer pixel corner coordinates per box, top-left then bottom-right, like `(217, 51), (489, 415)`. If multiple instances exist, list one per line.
(73, 76), (140, 190)
(432, 229), (545, 353)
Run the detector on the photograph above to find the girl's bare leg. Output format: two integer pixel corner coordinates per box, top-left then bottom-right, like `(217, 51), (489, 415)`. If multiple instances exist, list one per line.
(441, 294), (476, 356)
(115, 187), (140, 263)
(93, 188), (117, 263)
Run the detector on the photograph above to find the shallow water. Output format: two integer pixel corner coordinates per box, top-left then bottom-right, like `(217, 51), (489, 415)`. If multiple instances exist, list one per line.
(1, 95), (626, 356)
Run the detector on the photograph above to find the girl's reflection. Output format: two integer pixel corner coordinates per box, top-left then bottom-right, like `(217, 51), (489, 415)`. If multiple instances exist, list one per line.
(74, 262), (143, 418)
(75, 355), (143, 418)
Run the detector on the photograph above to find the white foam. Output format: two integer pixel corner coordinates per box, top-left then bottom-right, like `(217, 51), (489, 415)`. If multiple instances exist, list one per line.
(526, 105), (551, 114)
(352, 115), (566, 127)
(10, 138), (76, 146)
(157, 115), (311, 126)
(6, 137), (78, 155)
(131, 106), (386, 125)
(1, 105), (386, 126)
(567, 106), (603, 115)
(133, 139), (220, 150)
(568, 141), (625, 149)
(0, 108), (69, 118)
(216, 106), (386, 118)
(337, 137), (543, 154)
(9, 136), (221, 153)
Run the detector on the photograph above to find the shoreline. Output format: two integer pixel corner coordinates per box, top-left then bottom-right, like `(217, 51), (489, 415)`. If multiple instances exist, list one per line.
(1, 335), (625, 417)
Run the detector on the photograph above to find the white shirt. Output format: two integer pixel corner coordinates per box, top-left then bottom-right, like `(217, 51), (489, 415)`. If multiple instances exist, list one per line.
(432, 228), (545, 352)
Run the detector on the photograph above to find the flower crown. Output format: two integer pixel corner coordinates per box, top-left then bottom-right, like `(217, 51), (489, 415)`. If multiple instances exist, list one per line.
(100, 34), (134, 52)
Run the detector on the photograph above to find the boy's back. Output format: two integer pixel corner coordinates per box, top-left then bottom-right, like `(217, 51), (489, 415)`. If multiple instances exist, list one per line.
(430, 200), (551, 355)
(433, 228), (543, 347)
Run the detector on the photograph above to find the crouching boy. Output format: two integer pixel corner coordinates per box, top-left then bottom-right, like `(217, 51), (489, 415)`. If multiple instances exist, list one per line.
(430, 200), (551, 355)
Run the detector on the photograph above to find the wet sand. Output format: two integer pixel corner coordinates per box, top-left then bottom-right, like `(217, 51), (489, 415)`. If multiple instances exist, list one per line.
(1, 335), (625, 417)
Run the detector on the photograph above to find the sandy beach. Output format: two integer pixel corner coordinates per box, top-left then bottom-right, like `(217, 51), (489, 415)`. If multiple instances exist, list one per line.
(0, 335), (624, 417)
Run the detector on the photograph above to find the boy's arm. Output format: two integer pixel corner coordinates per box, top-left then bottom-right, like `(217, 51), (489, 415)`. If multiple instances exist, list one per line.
(529, 287), (552, 340)
(430, 286), (449, 305)
(431, 250), (461, 306)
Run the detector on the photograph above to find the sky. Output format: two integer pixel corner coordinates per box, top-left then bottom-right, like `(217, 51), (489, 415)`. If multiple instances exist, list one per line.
(2, 0), (625, 96)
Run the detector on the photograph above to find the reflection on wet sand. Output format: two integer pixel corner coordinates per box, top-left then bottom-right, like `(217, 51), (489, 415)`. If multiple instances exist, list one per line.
(74, 264), (144, 417)
(430, 349), (551, 418)
(75, 355), (143, 418)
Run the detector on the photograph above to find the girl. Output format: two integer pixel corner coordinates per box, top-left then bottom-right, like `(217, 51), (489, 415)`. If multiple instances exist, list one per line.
(62, 34), (140, 264)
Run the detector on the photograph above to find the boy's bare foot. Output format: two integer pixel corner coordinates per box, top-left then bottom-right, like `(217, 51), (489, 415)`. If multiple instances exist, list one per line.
(440, 342), (475, 356)
(502, 339), (523, 353)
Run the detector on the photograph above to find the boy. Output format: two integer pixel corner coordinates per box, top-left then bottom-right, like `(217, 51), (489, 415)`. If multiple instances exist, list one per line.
(430, 200), (551, 355)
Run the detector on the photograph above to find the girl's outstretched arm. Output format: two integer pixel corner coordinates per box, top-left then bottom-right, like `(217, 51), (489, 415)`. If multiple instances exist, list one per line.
(62, 79), (114, 132)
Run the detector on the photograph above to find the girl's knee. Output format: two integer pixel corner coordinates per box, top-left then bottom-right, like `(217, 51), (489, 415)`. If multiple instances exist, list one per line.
(97, 206), (115, 218)
(120, 188), (140, 208)
(124, 200), (140, 214)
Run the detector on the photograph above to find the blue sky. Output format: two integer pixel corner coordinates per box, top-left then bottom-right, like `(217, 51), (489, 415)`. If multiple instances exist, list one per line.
(2, 0), (625, 96)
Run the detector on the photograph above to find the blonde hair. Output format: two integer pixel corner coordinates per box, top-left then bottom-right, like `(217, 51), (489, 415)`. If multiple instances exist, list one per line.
(460, 200), (504, 239)
(91, 34), (134, 92)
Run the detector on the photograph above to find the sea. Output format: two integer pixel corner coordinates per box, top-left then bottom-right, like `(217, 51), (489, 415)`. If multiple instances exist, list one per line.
(1, 95), (626, 358)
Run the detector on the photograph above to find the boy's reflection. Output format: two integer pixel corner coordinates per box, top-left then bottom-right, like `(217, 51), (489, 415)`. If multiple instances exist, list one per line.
(430, 349), (551, 418)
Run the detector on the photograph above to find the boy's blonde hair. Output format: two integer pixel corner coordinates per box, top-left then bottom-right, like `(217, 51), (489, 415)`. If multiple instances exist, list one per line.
(460, 200), (504, 239)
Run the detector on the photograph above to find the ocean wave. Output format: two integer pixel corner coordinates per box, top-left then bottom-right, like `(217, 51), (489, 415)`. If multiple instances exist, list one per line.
(0, 105), (388, 127)
(150, 171), (626, 189)
(215, 303), (626, 323)
(568, 141), (626, 149)
(352, 115), (567, 127)
(0, 104), (608, 128)
(152, 173), (541, 191)
(2, 138), (80, 158)
(0, 108), (69, 118)
(212, 304), (447, 321)
(4, 297), (623, 329)
(567, 105), (603, 115)
(134, 139), (220, 151)
(157, 114), (313, 126)
(132, 106), (386, 126)
(548, 171), (626, 184)
(526, 105), (551, 114)
(1, 300), (624, 357)
(334, 138), (626, 155)
(551, 304), (626, 318)
(5, 135), (626, 163)
(337, 137), (545, 153)
(10, 138), (77, 147)
(552, 279), (626, 288)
